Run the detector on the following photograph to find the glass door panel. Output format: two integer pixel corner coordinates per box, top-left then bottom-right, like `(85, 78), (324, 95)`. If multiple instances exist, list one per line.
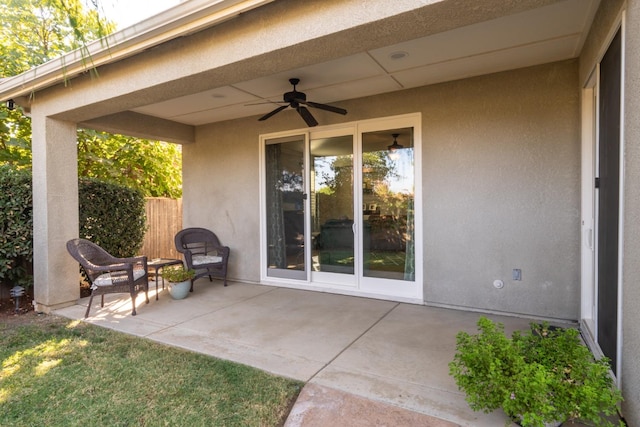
(361, 128), (415, 281)
(310, 135), (355, 275)
(265, 136), (306, 280)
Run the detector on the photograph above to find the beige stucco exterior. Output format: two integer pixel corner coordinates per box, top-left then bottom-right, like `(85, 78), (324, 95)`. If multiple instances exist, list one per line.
(0, 0), (638, 423)
(623, 0), (640, 417)
(188, 60), (581, 319)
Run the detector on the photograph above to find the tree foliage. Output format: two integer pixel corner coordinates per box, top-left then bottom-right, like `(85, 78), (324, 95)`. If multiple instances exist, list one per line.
(78, 129), (182, 198)
(0, 0), (182, 198)
(0, 0), (112, 75)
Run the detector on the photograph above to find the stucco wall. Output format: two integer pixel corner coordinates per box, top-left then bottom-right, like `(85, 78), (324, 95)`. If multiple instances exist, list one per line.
(185, 60), (580, 320)
(421, 61), (580, 319)
(622, 0), (640, 423)
(182, 120), (263, 282)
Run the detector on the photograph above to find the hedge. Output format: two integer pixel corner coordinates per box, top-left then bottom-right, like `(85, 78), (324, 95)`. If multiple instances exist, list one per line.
(0, 165), (33, 288)
(0, 166), (147, 288)
(78, 178), (147, 258)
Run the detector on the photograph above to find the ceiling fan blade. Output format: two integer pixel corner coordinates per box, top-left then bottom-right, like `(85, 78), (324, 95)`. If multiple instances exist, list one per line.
(297, 106), (318, 127)
(246, 100), (286, 106)
(258, 105), (288, 121)
(305, 101), (347, 115)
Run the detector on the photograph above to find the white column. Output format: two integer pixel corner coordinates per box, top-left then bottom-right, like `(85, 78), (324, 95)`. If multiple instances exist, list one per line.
(31, 113), (79, 312)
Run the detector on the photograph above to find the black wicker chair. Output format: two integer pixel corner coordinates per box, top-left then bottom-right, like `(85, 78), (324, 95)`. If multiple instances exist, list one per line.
(66, 239), (149, 318)
(174, 228), (230, 290)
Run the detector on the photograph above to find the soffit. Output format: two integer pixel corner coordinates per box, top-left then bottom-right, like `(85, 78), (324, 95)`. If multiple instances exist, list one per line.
(129, 0), (600, 127)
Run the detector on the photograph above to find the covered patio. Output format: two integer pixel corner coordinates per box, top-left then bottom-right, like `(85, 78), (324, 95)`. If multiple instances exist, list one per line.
(55, 278), (582, 426)
(2, 0), (640, 423)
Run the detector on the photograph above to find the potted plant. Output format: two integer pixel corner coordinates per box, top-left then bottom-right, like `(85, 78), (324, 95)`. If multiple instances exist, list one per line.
(449, 317), (623, 427)
(161, 265), (196, 300)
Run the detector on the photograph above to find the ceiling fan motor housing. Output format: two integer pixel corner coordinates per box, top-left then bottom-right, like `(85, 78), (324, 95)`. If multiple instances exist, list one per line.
(284, 90), (306, 105)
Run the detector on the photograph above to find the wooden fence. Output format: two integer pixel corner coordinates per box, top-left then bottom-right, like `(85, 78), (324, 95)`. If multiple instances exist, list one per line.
(140, 198), (183, 259)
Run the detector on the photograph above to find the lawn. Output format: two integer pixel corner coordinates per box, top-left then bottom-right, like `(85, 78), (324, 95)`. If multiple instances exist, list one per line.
(0, 313), (303, 426)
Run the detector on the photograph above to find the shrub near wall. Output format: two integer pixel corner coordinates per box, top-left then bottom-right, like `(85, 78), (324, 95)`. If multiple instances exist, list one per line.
(79, 178), (147, 258)
(0, 165), (33, 288)
(0, 170), (147, 288)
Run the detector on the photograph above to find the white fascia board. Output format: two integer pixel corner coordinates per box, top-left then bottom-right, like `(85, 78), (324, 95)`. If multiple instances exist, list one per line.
(0, 0), (274, 102)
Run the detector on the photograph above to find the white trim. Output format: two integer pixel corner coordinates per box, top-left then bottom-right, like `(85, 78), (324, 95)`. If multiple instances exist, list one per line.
(580, 80), (596, 328)
(615, 13), (626, 386)
(261, 277), (424, 305)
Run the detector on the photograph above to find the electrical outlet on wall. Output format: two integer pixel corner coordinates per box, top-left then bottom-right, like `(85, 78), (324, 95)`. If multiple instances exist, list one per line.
(512, 269), (522, 281)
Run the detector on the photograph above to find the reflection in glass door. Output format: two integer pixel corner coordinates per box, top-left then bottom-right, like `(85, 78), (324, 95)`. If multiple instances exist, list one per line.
(310, 135), (355, 276)
(265, 136), (306, 279)
(361, 128), (415, 281)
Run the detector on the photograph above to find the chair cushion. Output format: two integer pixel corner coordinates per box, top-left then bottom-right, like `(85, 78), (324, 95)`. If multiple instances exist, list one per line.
(192, 255), (223, 265)
(92, 269), (146, 289)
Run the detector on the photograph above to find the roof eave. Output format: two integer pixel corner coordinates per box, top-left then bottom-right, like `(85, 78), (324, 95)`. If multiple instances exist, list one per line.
(0, 0), (274, 103)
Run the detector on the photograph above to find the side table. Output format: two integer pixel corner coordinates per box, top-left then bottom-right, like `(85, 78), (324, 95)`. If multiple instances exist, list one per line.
(147, 258), (183, 300)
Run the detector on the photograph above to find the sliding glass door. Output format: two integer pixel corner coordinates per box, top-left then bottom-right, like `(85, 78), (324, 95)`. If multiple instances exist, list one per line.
(310, 133), (356, 285)
(361, 128), (415, 282)
(261, 114), (421, 300)
(264, 135), (306, 280)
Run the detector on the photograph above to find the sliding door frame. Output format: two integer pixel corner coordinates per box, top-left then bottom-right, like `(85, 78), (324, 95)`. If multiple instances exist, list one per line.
(259, 113), (423, 303)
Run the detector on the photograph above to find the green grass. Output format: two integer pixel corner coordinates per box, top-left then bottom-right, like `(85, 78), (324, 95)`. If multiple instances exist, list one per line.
(0, 315), (303, 426)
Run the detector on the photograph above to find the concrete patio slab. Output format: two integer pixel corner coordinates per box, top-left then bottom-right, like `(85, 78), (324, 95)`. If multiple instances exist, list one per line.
(149, 286), (397, 380)
(312, 305), (532, 426)
(54, 281), (589, 426)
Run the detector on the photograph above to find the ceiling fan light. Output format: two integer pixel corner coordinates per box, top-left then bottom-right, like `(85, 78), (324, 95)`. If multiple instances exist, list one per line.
(387, 133), (403, 151)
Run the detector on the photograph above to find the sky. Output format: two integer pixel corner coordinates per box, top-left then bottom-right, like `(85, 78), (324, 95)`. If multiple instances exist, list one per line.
(97, 0), (182, 30)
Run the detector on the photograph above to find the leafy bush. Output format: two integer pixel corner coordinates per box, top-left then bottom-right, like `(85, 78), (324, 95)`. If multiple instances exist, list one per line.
(449, 317), (623, 427)
(0, 166), (147, 288)
(79, 178), (147, 258)
(0, 165), (33, 288)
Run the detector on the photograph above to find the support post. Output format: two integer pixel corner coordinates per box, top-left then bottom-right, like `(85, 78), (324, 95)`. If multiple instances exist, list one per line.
(31, 114), (79, 312)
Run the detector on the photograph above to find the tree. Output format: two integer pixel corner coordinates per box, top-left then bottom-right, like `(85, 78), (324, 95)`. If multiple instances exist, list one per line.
(0, 0), (112, 74)
(78, 129), (182, 198)
(0, 0), (182, 197)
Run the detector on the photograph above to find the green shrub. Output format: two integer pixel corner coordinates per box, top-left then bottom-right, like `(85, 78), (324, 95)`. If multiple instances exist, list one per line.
(0, 166), (147, 288)
(449, 317), (623, 427)
(79, 178), (147, 258)
(0, 165), (33, 288)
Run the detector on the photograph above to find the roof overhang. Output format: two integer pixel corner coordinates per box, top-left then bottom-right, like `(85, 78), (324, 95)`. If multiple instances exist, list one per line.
(0, 0), (274, 102)
(1, 0), (601, 137)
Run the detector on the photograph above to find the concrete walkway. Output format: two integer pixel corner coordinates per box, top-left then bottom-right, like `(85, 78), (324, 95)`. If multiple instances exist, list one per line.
(54, 280), (566, 426)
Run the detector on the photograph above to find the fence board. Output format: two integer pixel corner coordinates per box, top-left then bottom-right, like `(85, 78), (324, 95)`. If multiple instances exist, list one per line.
(140, 198), (182, 259)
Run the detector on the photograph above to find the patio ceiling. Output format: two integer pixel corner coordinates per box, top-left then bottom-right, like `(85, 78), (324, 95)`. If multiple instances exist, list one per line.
(130, 0), (600, 127)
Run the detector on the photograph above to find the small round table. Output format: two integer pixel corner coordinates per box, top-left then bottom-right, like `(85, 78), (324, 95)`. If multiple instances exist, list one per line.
(147, 258), (183, 300)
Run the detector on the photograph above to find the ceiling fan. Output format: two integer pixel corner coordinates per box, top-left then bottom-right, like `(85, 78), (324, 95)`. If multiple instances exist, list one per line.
(257, 78), (347, 127)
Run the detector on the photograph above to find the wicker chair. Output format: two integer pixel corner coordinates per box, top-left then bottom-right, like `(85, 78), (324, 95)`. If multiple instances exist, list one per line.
(66, 239), (149, 318)
(174, 228), (230, 290)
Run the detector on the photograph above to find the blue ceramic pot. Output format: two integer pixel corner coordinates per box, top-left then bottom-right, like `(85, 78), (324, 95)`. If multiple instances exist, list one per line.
(167, 280), (191, 299)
